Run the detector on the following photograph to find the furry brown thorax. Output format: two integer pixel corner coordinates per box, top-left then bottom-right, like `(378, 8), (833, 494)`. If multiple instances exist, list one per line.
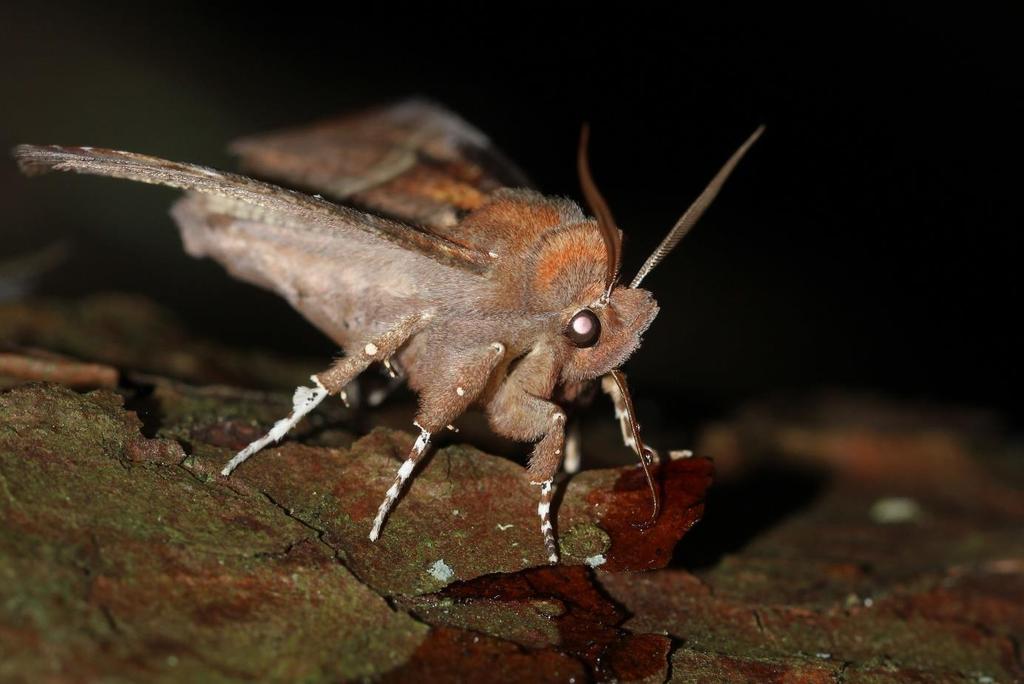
(447, 190), (659, 385)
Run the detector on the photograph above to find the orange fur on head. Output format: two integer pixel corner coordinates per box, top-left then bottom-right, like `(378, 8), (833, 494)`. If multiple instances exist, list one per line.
(530, 223), (607, 310)
(449, 189), (584, 257)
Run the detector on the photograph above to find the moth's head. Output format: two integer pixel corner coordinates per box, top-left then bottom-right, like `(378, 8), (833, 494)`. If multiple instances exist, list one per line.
(562, 123), (763, 381)
(564, 122), (762, 527)
(559, 284), (658, 383)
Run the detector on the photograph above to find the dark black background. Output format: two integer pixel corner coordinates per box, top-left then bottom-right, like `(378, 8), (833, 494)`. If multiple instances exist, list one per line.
(2, 4), (1020, 425)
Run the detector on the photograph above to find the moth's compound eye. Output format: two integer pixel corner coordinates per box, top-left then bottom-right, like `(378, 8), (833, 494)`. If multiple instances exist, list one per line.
(566, 309), (601, 348)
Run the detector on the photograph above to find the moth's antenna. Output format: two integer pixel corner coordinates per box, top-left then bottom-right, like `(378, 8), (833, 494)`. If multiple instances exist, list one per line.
(578, 124), (622, 301)
(630, 125), (765, 289)
(609, 369), (660, 527)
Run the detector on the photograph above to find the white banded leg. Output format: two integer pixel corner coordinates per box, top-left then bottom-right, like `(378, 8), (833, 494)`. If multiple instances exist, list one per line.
(365, 341), (505, 541)
(221, 375), (328, 476)
(369, 424), (431, 541)
(601, 373), (658, 464)
(366, 369), (405, 408)
(534, 479), (558, 563)
(338, 379), (358, 409)
(606, 376), (637, 452)
(221, 313), (431, 476)
(563, 422), (582, 474)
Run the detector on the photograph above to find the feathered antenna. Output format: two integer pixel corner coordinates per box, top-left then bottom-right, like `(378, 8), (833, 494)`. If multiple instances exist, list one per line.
(607, 369), (660, 527)
(630, 125), (765, 289)
(578, 124), (622, 301)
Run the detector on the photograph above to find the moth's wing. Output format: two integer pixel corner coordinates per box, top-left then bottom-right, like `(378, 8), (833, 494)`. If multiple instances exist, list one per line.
(230, 99), (533, 230)
(13, 144), (490, 274)
(169, 194), (467, 349)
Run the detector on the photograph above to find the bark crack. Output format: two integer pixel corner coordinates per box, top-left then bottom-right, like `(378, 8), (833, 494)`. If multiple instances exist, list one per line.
(258, 490), (347, 567)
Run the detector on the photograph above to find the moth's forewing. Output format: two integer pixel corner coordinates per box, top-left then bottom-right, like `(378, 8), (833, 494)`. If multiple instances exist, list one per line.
(13, 144), (487, 350)
(170, 195), (454, 348)
(14, 144), (490, 275)
(13, 105), (605, 380)
(230, 99), (532, 230)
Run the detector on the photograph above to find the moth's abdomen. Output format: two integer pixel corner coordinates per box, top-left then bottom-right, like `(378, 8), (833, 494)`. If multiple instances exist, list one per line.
(440, 190), (609, 313)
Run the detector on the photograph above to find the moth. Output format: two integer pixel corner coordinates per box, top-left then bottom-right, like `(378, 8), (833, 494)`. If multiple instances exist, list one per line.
(14, 100), (762, 562)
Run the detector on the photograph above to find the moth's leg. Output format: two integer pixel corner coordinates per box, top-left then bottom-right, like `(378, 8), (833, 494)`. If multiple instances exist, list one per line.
(221, 312), (431, 476)
(537, 478), (557, 562)
(563, 421), (583, 474)
(220, 375), (330, 476)
(600, 373), (659, 464)
(491, 391), (567, 563)
(343, 357), (406, 409)
(555, 379), (597, 476)
(487, 343), (567, 563)
(527, 408), (566, 565)
(369, 422), (430, 542)
(366, 365), (406, 408)
(338, 379), (359, 409)
(368, 342), (506, 541)
(316, 313), (431, 395)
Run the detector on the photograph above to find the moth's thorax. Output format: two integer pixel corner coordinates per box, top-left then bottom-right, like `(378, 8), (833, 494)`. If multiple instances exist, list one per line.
(427, 188), (657, 384)
(447, 189), (613, 315)
(524, 222), (607, 311)
(443, 188), (582, 253)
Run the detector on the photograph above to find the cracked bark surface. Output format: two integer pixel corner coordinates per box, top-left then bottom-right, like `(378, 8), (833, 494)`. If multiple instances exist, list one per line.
(0, 384), (427, 681)
(1, 295), (1022, 682)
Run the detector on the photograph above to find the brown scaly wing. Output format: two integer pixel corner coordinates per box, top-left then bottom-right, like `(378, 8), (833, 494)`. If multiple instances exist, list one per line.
(230, 99), (532, 231)
(13, 144), (490, 274)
